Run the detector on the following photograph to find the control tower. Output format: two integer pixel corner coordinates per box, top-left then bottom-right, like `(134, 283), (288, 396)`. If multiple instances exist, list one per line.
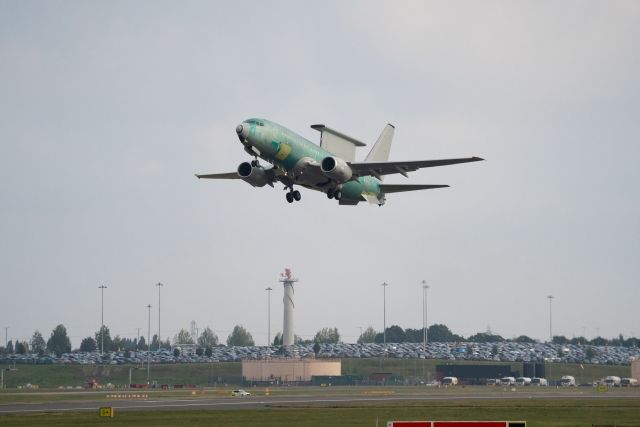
(279, 269), (299, 346)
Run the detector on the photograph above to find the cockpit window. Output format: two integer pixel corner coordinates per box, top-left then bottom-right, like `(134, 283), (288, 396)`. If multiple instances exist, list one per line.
(245, 119), (264, 126)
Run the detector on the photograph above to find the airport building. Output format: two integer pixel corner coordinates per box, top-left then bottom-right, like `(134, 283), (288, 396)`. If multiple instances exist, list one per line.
(242, 358), (341, 383)
(632, 359), (640, 381)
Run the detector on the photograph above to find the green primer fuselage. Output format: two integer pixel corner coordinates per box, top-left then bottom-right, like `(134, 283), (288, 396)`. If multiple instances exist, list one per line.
(242, 118), (382, 201)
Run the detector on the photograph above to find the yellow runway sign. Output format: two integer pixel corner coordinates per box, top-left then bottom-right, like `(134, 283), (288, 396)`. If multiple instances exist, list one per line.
(99, 407), (114, 417)
(597, 385), (608, 392)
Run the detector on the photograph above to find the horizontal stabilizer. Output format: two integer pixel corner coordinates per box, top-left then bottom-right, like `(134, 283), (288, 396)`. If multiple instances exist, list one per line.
(379, 184), (449, 193)
(195, 172), (239, 179)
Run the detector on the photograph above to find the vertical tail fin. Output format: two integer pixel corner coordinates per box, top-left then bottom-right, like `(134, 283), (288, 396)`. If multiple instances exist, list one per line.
(364, 124), (394, 182)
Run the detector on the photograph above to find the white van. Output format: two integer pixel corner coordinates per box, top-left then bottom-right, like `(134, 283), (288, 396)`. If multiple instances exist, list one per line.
(443, 377), (458, 385)
(530, 378), (548, 386)
(515, 377), (531, 386)
(501, 377), (516, 386)
(560, 376), (576, 386)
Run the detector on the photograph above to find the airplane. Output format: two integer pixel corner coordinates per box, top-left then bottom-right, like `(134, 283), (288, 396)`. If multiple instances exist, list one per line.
(196, 118), (483, 206)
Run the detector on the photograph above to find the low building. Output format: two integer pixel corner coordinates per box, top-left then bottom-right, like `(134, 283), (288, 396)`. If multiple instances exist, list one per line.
(632, 359), (640, 381)
(242, 358), (341, 383)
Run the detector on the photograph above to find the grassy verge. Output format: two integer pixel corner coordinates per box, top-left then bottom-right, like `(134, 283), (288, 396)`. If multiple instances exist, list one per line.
(0, 360), (631, 389)
(0, 397), (639, 426)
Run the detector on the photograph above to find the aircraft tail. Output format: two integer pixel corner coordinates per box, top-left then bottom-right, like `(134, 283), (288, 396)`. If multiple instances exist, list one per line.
(364, 124), (394, 182)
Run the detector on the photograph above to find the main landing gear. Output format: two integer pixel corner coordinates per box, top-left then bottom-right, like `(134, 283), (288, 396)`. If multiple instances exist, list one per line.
(326, 188), (342, 200)
(251, 159), (260, 167)
(286, 190), (301, 203)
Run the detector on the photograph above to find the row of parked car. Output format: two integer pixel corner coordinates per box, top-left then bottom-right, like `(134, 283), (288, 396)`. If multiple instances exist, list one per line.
(442, 375), (640, 387)
(1, 341), (638, 365)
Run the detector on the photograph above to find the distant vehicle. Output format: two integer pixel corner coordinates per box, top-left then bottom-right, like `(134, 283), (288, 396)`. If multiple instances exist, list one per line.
(515, 377), (531, 386)
(442, 377), (458, 385)
(231, 389), (251, 397)
(621, 378), (638, 387)
(560, 376), (576, 386)
(485, 379), (499, 386)
(530, 378), (548, 386)
(501, 377), (516, 386)
(604, 376), (621, 387)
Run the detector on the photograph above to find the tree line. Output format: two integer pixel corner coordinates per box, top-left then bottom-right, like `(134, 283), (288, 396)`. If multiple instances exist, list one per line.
(2, 323), (636, 357)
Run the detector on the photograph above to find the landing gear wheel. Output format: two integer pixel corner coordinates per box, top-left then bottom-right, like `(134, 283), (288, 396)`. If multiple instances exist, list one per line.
(293, 190), (301, 201)
(334, 190), (342, 200)
(251, 160), (260, 167)
(327, 189), (334, 199)
(286, 192), (294, 203)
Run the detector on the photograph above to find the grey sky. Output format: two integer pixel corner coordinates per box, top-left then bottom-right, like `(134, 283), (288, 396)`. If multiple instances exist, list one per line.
(1, 1), (638, 348)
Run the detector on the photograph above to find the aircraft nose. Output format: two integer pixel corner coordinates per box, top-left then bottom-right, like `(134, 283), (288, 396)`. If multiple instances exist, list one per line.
(236, 123), (249, 141)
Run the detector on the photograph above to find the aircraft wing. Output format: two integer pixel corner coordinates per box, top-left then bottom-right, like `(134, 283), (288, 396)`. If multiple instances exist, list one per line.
(195, 172), (240, 179)
(379, 184), (449, 193)
(348, 157), (484, 179)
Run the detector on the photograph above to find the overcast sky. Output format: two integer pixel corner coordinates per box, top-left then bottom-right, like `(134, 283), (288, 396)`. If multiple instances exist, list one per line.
(1, 1), (639, 348)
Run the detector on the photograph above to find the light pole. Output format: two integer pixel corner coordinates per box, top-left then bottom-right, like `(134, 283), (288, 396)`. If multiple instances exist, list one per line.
(266, 287), (272, 346)
(381, 283), (389, 346)
(156, 283), (163, 350)
(99, 286), (107, 354)
(136, 328), (141, 359)
(147, 304), (152, 382)
(422, 280), (429, 351)
(4, 327), (8, 348)
(547, 295), (554, 342)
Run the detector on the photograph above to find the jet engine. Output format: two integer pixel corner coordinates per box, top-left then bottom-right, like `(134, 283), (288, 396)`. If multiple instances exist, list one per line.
(320, 156), (352, 183)
(237, 162), (269, 187)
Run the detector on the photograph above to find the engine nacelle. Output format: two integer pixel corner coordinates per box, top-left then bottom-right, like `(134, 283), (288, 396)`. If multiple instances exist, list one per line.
(321, 156), (352, 183)
(237, 162), (269, 187)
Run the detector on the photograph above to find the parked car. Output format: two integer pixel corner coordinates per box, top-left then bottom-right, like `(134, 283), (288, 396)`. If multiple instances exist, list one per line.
(231, 389), (251, 397)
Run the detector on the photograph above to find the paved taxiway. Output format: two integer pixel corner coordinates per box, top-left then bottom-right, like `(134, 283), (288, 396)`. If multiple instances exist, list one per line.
(0, 391), (629, 414)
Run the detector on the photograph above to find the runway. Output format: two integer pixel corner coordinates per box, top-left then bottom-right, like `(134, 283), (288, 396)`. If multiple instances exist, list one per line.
(0, 391), (628, 414)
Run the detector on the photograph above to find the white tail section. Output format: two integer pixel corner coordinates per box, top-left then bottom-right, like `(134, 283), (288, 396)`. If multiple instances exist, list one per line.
(365, 124), (394, 163)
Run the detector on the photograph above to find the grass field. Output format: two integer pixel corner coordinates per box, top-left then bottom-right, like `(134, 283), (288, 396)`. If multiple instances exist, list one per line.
(0, 359), (631, 388)
(0, 397), (639, 426)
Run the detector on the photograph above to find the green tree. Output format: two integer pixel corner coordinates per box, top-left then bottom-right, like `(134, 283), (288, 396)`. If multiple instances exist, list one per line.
(357, 326), (378, 344)
(552, 335), (569, 344)
(174, 348), (180, 357)
(426, 324), (465, 342)
(512, 335), (537, 343)
(313, 342), (321, 354)
(6, 340), (13, 354)
(196, 347), (204, 356)
(558, 347), (564, 357)
(227, 325), (254, 346)
(138, 335), (146, 350)
(173, 329), (194, 345)
(94, 326), (112, 353)
(205, 347), (213, 357)
(80, 337), (97, 352)
(197, 326), (219, 348)
(586, 347), (595, 359)
(16, 341), (28, 354)
(492, 345), (499, 355)
(47, 324), (72, 357)
(314, 327), (340, 344)
(273, 332), (283, 346)
(112, 335), (123, 351)
(30, 330), (46, 355)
